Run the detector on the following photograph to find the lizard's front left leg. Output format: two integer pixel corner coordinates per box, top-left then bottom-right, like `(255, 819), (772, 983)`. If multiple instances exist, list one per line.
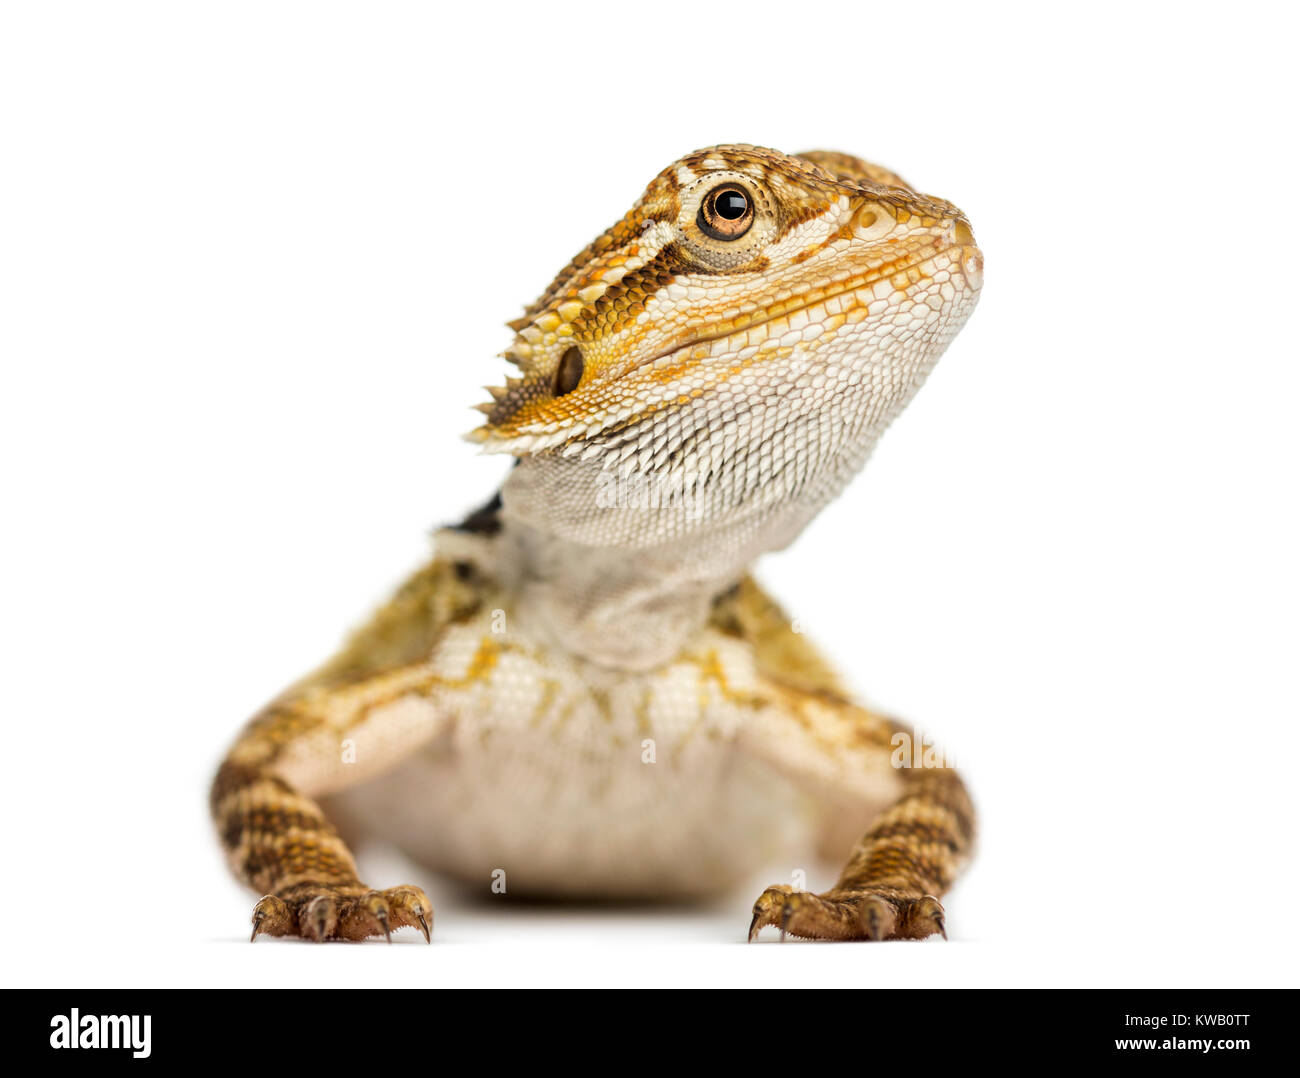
(740, 690), (975, 943)
(749, 763), (974, 941)
(748, 759), (972, 936)
(212, 663), (447, 942)
(711, 579), (976, 942)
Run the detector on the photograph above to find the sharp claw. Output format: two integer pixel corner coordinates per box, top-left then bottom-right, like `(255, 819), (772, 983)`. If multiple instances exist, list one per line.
(416, 912), (431, 944)
(779, 905), (792, 943)
(304, 895), (337, 941)
(747, 911), (761, 943)
(376, 909), (392, 944)
(935, 914), (948, 941)
(859, 895), (899, 940)
(250, 895), (289, 942)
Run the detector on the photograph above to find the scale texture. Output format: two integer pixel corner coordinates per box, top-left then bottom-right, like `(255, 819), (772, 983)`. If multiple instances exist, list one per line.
(212, 145), (983, 943)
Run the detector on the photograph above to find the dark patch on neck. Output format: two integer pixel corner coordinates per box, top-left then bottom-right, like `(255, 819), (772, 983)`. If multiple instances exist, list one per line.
(450, 489), (503, 536)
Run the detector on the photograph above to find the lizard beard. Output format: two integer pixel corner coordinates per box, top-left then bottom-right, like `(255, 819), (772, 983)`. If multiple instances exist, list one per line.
(496, 342), (937, 670)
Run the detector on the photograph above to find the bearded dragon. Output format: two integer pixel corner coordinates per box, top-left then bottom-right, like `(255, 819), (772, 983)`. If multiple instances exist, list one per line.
(212, 144), (983, 943)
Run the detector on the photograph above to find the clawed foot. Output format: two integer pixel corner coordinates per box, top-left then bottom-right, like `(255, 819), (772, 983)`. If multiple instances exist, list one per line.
(747, 884), (946, 942)
(250, 882), (433, 943)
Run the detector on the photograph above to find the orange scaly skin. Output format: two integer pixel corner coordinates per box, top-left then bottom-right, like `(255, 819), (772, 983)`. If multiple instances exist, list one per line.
(212, 145), (982, 942)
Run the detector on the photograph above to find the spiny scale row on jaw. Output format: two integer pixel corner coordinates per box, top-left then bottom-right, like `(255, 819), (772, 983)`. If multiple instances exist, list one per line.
(468, 144), (973, 455)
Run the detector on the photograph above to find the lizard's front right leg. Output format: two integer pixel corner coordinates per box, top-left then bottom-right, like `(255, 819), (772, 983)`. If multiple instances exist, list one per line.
(211, 663), (446, 942)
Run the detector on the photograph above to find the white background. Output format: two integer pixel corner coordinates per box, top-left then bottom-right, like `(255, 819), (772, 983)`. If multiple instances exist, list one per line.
(2, 1), (1297, 989)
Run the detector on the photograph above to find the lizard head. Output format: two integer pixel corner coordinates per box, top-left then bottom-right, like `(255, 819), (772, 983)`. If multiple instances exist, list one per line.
(469, 144), (981, 556)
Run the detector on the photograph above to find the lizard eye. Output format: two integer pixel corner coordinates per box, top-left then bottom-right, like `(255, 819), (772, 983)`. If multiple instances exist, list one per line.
(697, 184), (754, 241)
(554, 346), (584, 396)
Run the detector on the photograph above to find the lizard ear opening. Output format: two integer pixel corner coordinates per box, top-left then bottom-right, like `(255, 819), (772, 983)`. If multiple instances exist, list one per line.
(554, 346), (584, 396)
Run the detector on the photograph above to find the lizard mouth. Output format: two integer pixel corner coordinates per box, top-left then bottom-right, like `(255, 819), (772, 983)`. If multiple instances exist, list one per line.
(635, 243), (978, 374)
(472, 242), (980, 454)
